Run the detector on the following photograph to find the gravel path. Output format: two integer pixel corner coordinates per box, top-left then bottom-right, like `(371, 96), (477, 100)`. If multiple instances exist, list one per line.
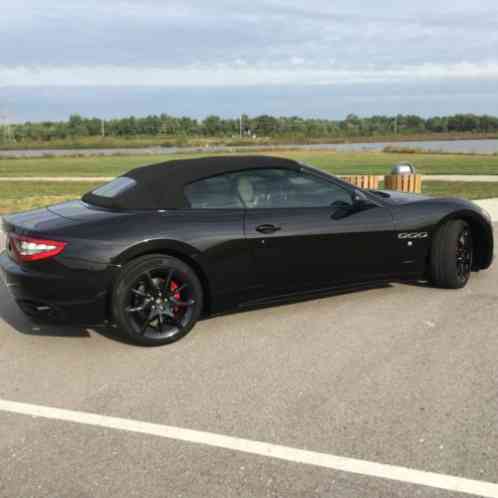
(420, 175), (498, 182)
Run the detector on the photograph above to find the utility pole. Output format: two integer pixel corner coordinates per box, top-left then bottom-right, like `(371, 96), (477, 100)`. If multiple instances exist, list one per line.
(0, 114), (5, 143)
(101, 119), (105, 137)
(239, 115), (242, 138)
(394, 115), (398, 135)
(1, 109), (13, 143)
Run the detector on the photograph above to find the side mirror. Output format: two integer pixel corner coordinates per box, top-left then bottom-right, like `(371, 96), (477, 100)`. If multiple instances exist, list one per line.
(352, 189), (376, 211)
(352, 189), (369, 204)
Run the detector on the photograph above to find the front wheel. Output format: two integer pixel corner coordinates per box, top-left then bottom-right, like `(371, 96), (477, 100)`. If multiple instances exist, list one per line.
(112, 255), (203, 346)
(429, 219), (473, 289)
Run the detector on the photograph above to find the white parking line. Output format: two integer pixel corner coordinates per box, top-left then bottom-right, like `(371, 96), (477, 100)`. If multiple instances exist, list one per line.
(1, 399), (498, 497)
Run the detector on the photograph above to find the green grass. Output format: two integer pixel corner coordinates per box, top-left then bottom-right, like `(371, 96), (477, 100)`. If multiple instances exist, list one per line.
(0, 136), (274, 150)
(1, 179), (497, 215)
(276, 150), (498, 175)
(0, 154), (221, 177)
(422, 181), (498, 200)
(1, 148), (498, 214)
(0, 181), (101, 214)
(1, 150), (498, 177)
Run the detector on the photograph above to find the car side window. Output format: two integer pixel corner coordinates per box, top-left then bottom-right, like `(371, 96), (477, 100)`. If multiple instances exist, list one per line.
(184, 174), (244, 209)
(232, 168), (353, 209)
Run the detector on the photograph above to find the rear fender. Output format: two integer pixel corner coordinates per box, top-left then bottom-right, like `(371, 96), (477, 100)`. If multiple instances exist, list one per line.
(112, 239), (201, 267)
(108, 239), (212, 315)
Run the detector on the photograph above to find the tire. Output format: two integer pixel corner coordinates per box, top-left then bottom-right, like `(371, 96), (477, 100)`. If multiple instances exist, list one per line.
(112, 254), (203, 346)
(429, 219), (473, 289)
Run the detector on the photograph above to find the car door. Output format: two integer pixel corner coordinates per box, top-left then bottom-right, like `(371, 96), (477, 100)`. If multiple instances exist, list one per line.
(235, 167), (396, 295)
(181, 173), (254, 309)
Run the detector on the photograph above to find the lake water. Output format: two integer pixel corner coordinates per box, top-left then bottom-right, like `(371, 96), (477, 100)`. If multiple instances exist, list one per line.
(331, 139), (498, 154)
(1, 138), (498, 158)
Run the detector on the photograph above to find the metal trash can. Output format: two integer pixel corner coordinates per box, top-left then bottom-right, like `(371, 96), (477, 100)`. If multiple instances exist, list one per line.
(385, 162), (422, 193)
(391, 162), (416, 175)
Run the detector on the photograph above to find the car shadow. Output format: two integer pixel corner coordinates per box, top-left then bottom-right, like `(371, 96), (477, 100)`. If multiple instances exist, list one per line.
(1, 311), (92, 338)
(398, 279), (432, 289)
(1, 280), (398, 343)
(0, 285), (130, 342)
(0, 294), (90, 338)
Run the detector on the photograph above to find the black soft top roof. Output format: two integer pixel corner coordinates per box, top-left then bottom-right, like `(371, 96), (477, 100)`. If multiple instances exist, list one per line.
(82, 155), (302, 209)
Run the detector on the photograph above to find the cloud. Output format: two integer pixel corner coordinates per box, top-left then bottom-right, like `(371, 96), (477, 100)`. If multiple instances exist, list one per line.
(3, 0), (498, 119)
(2, 62), (498, 87)
(2, 0), (498, 70)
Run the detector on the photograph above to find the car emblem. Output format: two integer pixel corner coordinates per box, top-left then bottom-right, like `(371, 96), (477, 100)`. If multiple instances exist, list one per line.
(398, 232), (429, 239)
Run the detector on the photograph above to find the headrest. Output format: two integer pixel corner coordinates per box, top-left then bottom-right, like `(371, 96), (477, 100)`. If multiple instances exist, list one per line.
(237, 177), (254, 205)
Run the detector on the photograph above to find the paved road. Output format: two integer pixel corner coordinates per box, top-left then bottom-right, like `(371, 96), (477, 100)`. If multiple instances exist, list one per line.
(0, 229), (497, 497)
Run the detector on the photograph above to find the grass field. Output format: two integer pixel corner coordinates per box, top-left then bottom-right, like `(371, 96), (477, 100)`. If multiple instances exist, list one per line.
(1, 179), (497, 214)
(0, 150), (497, 214)
(1, 150), (498, 177)
(421, 182), (498, 200)
(0, 181), (100, 214)
(280, 150), (498, 175)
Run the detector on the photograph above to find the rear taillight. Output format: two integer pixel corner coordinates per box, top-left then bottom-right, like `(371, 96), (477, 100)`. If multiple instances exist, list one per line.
(8, 234), (67, 262)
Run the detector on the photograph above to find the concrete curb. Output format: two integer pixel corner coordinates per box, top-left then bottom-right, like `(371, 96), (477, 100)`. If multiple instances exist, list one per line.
(422, 175), (498, 183)
(474, 199), (498, 222)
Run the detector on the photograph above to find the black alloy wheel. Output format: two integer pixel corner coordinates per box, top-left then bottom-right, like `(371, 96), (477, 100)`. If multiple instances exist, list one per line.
(455, 227), (473, 284)
(112, 255), (203, 346)
(430, 219), (474, 289)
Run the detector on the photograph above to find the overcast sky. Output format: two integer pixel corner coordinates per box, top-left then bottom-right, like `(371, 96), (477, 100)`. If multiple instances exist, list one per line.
(2, 0), (498, 121)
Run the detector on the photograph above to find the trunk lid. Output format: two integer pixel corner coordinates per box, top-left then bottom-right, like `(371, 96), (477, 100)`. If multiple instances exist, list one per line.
(48, 200), (127, 222)
(2, 200), (131, 236)
(2, 206), (72, 234)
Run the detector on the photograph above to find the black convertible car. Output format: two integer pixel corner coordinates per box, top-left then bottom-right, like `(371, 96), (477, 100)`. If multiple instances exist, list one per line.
(0, 156), (494, 345)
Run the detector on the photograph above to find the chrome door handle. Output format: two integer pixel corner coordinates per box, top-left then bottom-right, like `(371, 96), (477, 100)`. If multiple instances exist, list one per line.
(256, 224), (281, 234)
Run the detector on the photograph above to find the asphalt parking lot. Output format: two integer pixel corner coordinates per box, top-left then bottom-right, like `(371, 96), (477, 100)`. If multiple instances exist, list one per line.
(1, 228), (498, 498)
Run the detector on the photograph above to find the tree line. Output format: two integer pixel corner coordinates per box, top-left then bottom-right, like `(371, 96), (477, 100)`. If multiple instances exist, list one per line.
(3, 113), (498, 142)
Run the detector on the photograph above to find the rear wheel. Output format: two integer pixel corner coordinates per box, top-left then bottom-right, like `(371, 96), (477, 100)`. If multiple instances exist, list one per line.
(112, 255), (203, 346)
(430, 220), (473, 289)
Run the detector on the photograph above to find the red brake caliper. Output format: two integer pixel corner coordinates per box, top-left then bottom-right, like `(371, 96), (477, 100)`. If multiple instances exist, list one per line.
(169, 281), (182, 317)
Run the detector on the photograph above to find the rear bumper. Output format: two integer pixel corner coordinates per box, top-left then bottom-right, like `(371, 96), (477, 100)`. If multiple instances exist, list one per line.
(0, 250), (113, 325)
